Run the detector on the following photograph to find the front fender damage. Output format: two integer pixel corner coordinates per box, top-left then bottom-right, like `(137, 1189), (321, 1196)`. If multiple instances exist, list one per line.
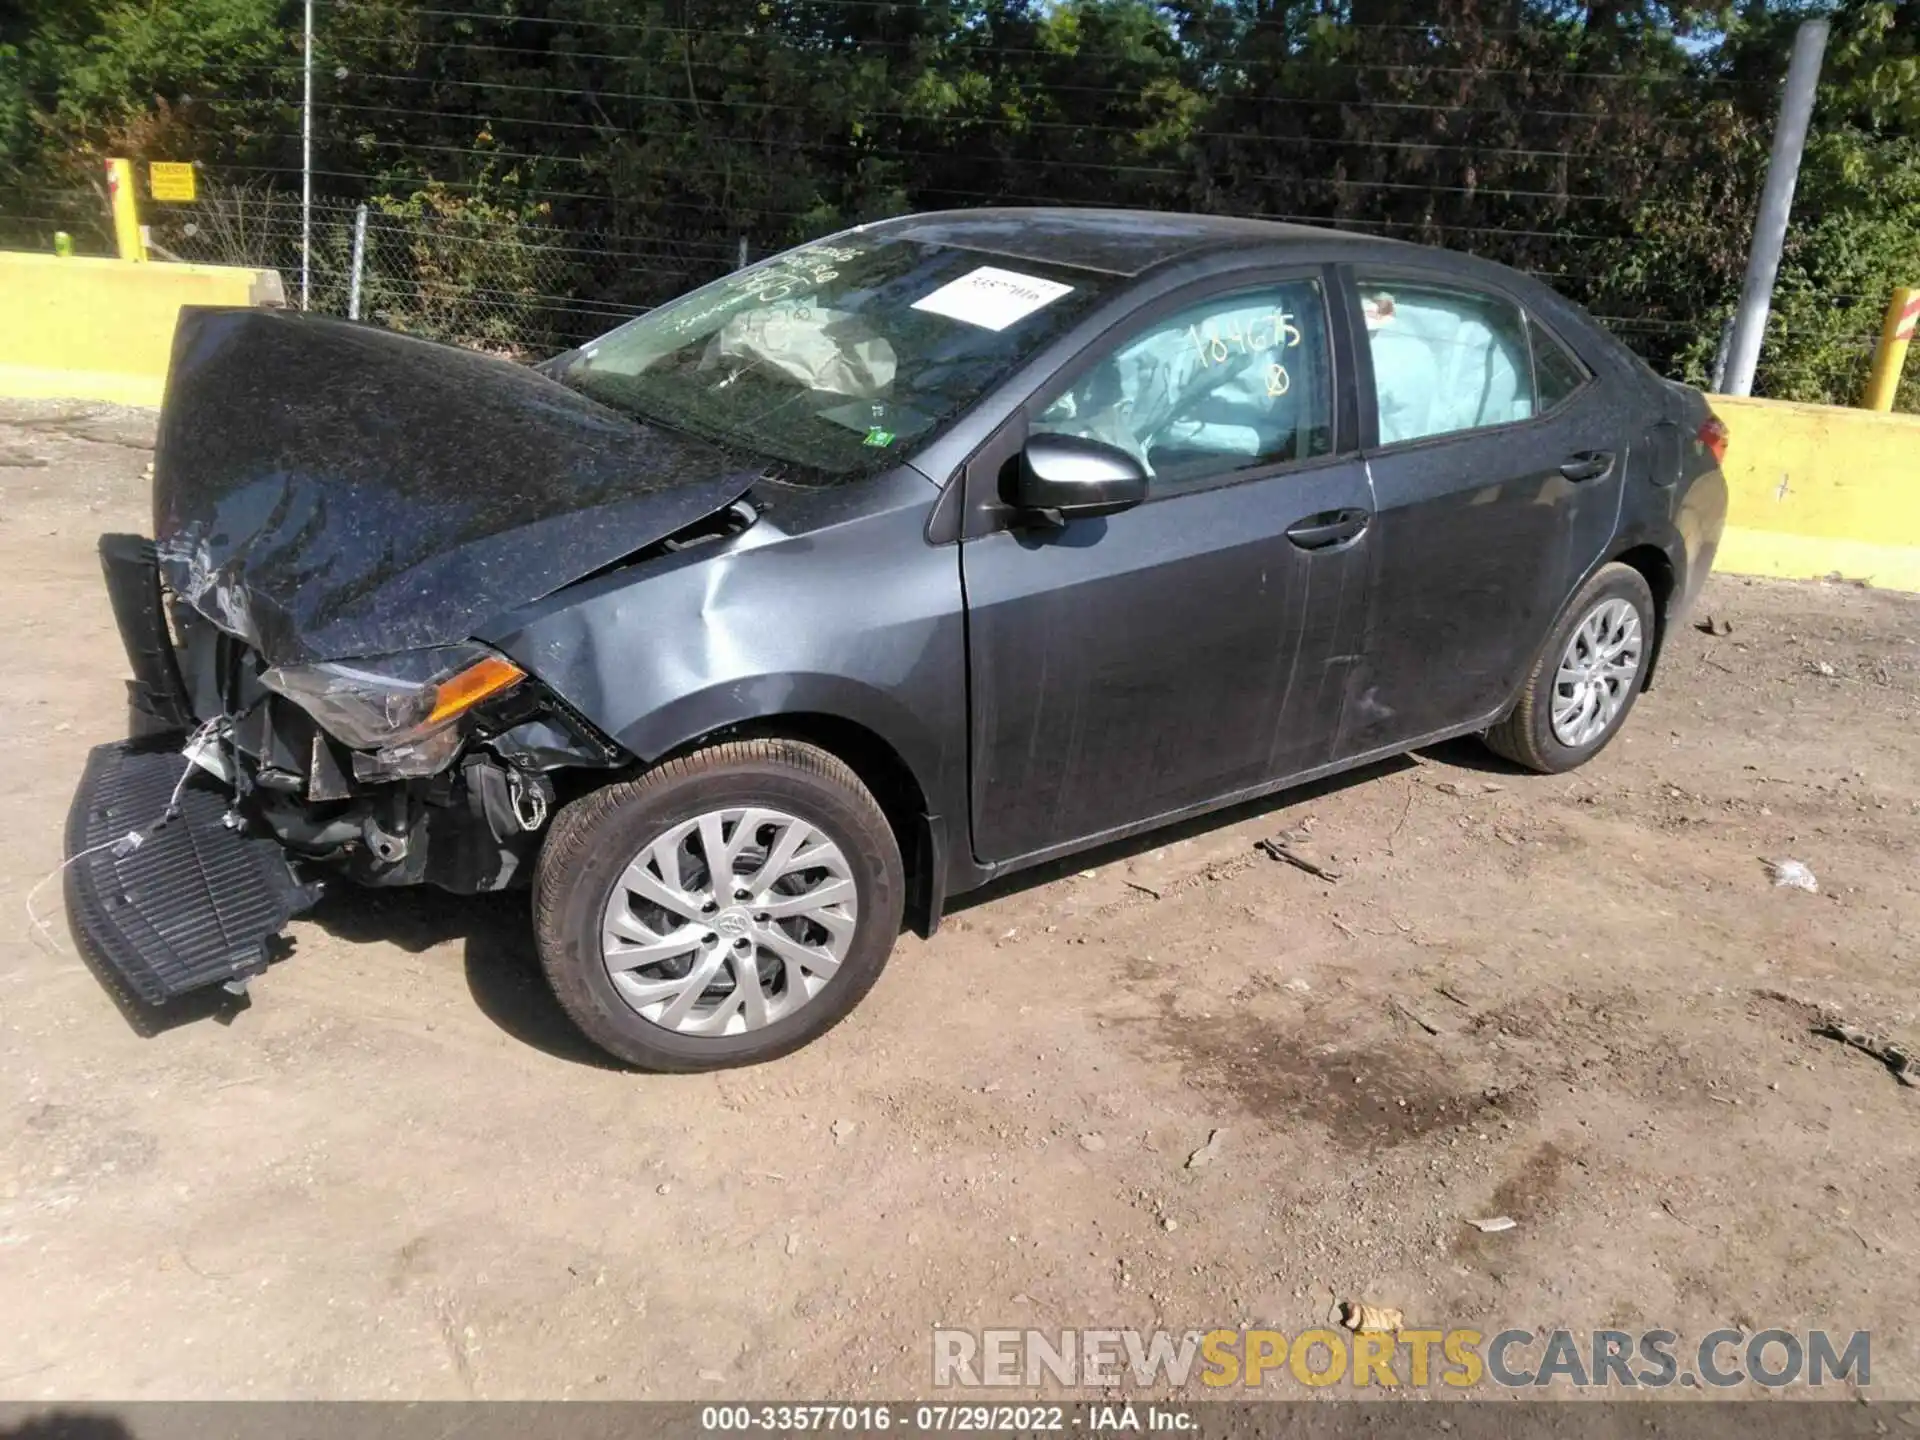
(102, 531), (634, 901)
(241, 681), (626, 895)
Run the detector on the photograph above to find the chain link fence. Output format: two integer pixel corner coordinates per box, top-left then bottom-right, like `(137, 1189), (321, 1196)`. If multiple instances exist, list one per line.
(3, 182), (1897, 402)
(2, 189), (118, 256)
(7, 183), (753, 359)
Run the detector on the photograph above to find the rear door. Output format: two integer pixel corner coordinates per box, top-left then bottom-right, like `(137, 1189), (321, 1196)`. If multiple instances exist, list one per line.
(1336, 268), (1624, 757)
(960, 268), (1374, 864)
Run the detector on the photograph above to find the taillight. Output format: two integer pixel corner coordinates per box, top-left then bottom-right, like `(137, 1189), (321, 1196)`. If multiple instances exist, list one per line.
(1698, 415), (1729, 465)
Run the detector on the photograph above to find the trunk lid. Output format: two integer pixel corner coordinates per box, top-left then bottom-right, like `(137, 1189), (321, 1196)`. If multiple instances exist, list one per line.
(154, 307), (760, 666)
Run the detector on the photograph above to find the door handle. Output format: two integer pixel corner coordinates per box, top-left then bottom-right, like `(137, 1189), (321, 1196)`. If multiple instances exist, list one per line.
(1285, 507), (1371, 551)
(1559, 451), (1615, 482)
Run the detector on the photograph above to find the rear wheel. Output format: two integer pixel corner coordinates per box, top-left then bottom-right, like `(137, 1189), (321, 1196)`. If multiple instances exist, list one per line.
(1484, 562), (1656, 774)
(533, 739), (904, 1070)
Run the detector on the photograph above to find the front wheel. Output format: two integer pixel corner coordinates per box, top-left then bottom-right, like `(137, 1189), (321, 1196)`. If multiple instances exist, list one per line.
(1484, 562), (1656, 774)
(532, 739), (904, 1070)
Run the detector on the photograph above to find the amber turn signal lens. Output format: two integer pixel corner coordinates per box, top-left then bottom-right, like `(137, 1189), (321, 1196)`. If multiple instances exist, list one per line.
(425, 654), (525, 726)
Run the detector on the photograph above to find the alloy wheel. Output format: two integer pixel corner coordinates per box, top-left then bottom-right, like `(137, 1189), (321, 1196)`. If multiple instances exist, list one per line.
(1550, 596), (1644, 748)
(599, 807), (857, 1036)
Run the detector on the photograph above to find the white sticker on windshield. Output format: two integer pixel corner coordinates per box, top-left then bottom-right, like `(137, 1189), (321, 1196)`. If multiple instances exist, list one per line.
(911, 266), (1074, 332)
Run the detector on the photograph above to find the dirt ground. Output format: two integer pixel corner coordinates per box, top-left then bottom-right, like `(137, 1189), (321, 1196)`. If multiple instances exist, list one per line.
(2, 398), (1917, 1403)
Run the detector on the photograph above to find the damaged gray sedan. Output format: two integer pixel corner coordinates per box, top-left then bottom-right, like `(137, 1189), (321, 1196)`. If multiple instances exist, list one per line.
(68, 207), (1726, 1069)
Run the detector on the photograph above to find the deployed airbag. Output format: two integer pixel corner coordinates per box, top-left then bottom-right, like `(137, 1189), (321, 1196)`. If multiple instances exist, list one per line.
(702, 306), (899, 399)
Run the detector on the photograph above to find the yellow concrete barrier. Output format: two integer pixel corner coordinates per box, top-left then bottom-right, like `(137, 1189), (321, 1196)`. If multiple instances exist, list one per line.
(1711, 393), (1920, 593)
(0, 251), (284, 408)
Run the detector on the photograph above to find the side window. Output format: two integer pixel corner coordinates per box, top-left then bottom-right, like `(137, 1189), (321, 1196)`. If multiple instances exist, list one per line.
(1032, 279), (1333, 491)
(1529, 316), (1590, 411)
(1358, 279), (1534, 444)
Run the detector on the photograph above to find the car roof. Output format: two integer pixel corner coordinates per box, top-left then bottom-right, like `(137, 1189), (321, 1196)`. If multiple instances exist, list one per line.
(857, 206), (1423, 278)
(842, 207), (1630, 373)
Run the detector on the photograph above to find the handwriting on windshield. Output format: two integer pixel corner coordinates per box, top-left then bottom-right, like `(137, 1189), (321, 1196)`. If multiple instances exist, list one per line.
(666, 243), (869, 335)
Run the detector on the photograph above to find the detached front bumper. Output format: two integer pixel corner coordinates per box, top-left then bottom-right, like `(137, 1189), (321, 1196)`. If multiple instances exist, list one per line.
(64, 741), (321, 1006)
(67, 533), (604, 1008)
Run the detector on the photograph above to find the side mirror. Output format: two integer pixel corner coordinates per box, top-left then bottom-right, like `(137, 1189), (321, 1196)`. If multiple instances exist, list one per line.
(1013, 433), (1148, 520)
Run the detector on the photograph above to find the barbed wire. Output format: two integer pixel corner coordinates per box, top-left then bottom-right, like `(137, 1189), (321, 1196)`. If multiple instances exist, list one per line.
(260, 130), (1642, 206)
(233, 59), (1751, 124)
(311, 0), (1631, 37)
(269, 97), (1660, 165)
(314, 29), (1764, 89)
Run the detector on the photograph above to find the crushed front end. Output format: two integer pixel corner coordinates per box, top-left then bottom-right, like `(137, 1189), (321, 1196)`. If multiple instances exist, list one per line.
(65, 534), (623, 1007)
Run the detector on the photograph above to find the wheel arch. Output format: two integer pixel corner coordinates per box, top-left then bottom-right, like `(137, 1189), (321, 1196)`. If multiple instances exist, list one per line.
(1606, 541), (1678, 689)
(616, 680), (956, 940)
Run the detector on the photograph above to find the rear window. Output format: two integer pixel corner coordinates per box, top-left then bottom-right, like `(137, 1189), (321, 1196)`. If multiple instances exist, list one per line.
(1529, 317), (1591, 411)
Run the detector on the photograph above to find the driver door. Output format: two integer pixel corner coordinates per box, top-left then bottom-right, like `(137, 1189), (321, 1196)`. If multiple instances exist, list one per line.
(960, 271), (1376, 865)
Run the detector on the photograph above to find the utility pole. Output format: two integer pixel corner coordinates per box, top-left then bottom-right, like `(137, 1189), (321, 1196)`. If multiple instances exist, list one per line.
(1722, 18), (1828, 396)
(347, 203), (369, 320)
(301, 0), (314, 311)
(1709, 315), (1734, 394)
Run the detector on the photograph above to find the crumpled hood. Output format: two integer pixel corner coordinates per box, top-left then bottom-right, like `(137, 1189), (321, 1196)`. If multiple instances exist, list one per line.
(153, 308), (758, 667)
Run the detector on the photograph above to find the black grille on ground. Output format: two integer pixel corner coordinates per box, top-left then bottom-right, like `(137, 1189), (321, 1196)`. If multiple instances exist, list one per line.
(63, 741), (318, 1005)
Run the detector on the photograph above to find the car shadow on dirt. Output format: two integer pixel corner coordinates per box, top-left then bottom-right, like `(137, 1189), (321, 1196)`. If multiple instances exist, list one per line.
(296, 757), (1419, 1068)
(944, 752), (1418, 917)
(1414, 734), (1535, 775)
(67, 956), (254, 1039)
(0, 1411), (139, 1440)
(297, 742), (1492, 1065)
(77, 744), (1484, 1066)
(306, 887), (629, 1071)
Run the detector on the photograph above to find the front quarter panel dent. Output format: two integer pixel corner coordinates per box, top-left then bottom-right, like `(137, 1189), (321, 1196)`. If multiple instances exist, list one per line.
(478, 488), (967, 853)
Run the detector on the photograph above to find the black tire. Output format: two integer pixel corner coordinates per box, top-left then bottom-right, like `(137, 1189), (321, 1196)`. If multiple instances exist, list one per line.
(1484, 562), (1657, 774)
(532, 739), (904, 1071)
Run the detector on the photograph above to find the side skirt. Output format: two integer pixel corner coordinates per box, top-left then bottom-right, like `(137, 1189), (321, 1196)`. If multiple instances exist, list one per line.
(949, 706), (1509, 901)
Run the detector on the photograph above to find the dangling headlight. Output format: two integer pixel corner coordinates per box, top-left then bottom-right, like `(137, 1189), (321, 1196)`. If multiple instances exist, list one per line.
(261, 643), (525, 760)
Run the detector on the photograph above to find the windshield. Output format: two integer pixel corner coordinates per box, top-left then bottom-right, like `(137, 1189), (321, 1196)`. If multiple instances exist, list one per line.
(548, 235), (1114, 480)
